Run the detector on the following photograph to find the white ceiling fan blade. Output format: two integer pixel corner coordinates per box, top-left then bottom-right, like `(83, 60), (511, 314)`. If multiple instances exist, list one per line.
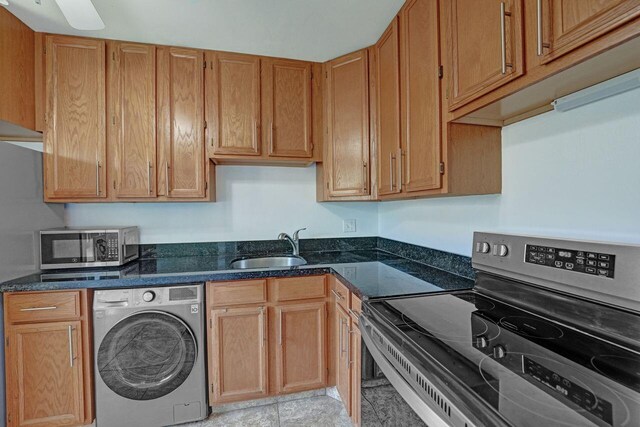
(54, 0), (105, 31)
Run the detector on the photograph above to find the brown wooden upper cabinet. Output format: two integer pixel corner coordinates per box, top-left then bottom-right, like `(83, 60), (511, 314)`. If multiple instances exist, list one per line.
(325, 50), (371, 198)
(108, 42), (157, 198)
(262, 58), (313, 158)
(447, 0), (524, 110)
(372, 0), (443, 200)
(44, 35), (107, 200)
(534, 0), (640, 63)
(399, 0), (442, 194)
(374, 18), (402, 197)
(157, 47), (206, 198)
(207, 51), (261, 156)
(0, 7), (35, 132)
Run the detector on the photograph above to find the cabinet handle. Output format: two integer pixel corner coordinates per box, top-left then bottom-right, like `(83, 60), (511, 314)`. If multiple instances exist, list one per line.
(259, 307), (265, 348)
(536, 0), (543, 56)
(362, 161), (368, 192)
(147, 160), (153, 194)
(165, 162), (170, 196)
(348, 308), (359, 319)
(399, 149), (405, 188)
(389, 153), (395, 190)
(96, 160), (101, 196)
(253, 119), (259, 152)
(331, 289), (344, 300)
(278, 311), (283, 346)
(500, 2), (507, 74)
(20, 306), (57, 312)
(345, 325), (351, 370)
(340, 319), (347, 356)
(68, 325), (74, 368)
(269, 121), (274, 154)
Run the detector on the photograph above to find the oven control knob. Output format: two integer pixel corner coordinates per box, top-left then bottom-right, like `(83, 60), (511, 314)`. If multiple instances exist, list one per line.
(142, 291), (156, 302)
(476, 242), (491, 254)
(476, 335), (488, 349)
(493, 244), (509, 257)
(493, 345), (507, 359)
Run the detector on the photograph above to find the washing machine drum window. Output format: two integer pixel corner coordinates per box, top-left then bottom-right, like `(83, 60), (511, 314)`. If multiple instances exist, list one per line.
(97, 311), (197, 401)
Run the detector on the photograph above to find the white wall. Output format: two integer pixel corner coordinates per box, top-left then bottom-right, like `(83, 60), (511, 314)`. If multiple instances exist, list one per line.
(379, 86), (640, 256)
(65, 165), (379, 243)
(0, 144), (65, 281)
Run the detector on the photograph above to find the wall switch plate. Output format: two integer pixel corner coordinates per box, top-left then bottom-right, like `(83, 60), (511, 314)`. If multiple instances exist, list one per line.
(343, 219), (357, 233)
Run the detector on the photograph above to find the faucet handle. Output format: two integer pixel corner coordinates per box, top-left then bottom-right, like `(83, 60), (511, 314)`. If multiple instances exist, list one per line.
(292, 228), (307, 240)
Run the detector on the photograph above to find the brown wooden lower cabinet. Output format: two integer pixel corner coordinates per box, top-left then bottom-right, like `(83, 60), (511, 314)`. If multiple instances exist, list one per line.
(4, 290), (93, 427)
(206, 276), (328, 403)
(335, 304), (352, 412)
(275, 301), (327, 394)
(331, 277), (363, 426)
(209, 306), (268, 404)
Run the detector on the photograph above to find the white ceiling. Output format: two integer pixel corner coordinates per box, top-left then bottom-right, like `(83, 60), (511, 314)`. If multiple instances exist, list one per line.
(5, 0), (405, 62)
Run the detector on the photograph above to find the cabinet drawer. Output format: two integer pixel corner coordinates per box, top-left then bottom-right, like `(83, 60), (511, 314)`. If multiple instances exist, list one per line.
(271, 276), (326, 302)
(209, 280), (267, 307)
(331, 278), (350, 311)
(5, 291), (81, 323)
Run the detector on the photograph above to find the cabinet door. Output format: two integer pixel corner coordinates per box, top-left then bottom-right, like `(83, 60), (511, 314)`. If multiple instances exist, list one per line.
(109, 42), (157, 198)
(448, 0), (524, 109)
(537, 0), (640, 63)
(208, 52), (261, 156)
(335, 304), (351, 415)
(6, 321), (84, 427)
(350, 325), (362, 427)
(44, 35), (106, 199)
(158, 47), (205, 198)
(400, 0), (442, 193)
(262, 58), (313, 158)
(374, 18), (402, 197)
(326, 50), (370, 197)
(275, 302), (327, 393)
(209, 306), (268, 403)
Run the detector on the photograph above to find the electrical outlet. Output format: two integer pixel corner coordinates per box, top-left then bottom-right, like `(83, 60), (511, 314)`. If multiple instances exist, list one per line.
(343, 219), (357, 233)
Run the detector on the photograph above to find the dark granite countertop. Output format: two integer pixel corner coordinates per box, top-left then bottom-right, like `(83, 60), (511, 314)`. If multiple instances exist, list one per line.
(0, 249), (474, 300)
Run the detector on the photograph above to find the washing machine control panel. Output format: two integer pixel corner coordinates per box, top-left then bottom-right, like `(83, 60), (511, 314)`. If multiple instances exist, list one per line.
(94, 284), (202, 310)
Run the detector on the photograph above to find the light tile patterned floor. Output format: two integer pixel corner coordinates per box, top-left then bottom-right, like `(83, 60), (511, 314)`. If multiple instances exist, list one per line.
(184, 395), (352, 427)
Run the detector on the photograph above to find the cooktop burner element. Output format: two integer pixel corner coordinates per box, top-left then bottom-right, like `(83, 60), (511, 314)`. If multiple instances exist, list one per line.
(498, 315), (565, 340)
(591, 355), (640, 388)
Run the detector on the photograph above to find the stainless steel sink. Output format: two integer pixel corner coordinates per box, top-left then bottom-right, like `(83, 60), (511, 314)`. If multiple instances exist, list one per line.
(229, 256), (307, 269)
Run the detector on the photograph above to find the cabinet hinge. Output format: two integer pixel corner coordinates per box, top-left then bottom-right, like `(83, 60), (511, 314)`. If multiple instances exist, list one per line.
(113, 180), (116, 190)
(112, 52), (115, 61)
(112, 115), (116, 125)
(203, 60), (207, 69)
(205, 181), (208, 191)
(438, 65), (443, 79)
(439, 162), (445, 175)
(210, 384), (214, 393)
(5, 337), (8, 347)
(204, 120), (208, 130)
(209, 318), (212, 328)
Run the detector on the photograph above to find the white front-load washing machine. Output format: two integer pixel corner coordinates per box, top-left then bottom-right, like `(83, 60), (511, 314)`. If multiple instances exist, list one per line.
(93, 284), (208, 427)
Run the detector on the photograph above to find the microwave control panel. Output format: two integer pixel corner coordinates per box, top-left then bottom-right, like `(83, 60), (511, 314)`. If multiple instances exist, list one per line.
(97, 233), (120, 261)
(525, 244), (615, 278)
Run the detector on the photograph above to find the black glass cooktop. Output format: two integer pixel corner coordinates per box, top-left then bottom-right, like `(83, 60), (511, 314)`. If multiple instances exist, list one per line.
(366, 291), (640, 427)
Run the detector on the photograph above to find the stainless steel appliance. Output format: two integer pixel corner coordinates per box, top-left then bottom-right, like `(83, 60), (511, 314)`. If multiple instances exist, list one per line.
(93, 284), (208, 427)
(40, 226), (139, 269)
(361, 232), (640, 427)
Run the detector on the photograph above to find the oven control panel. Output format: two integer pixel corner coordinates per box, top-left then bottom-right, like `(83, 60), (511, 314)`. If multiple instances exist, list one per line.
(525, 244), (615, 278)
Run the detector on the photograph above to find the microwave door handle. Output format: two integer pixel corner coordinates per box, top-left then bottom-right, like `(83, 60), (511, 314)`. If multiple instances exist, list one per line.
(82, 235), (95, 262)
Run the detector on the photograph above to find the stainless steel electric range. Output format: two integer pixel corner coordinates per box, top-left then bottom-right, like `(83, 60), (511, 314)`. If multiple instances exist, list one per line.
(361, 232), (640, 427)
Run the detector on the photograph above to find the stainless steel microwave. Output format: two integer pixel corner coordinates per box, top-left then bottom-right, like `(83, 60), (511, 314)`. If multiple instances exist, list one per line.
(40, 227), (139, 270)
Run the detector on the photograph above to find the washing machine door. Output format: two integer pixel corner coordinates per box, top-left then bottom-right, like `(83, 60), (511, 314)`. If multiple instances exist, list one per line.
(97, 310), (197, 401)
